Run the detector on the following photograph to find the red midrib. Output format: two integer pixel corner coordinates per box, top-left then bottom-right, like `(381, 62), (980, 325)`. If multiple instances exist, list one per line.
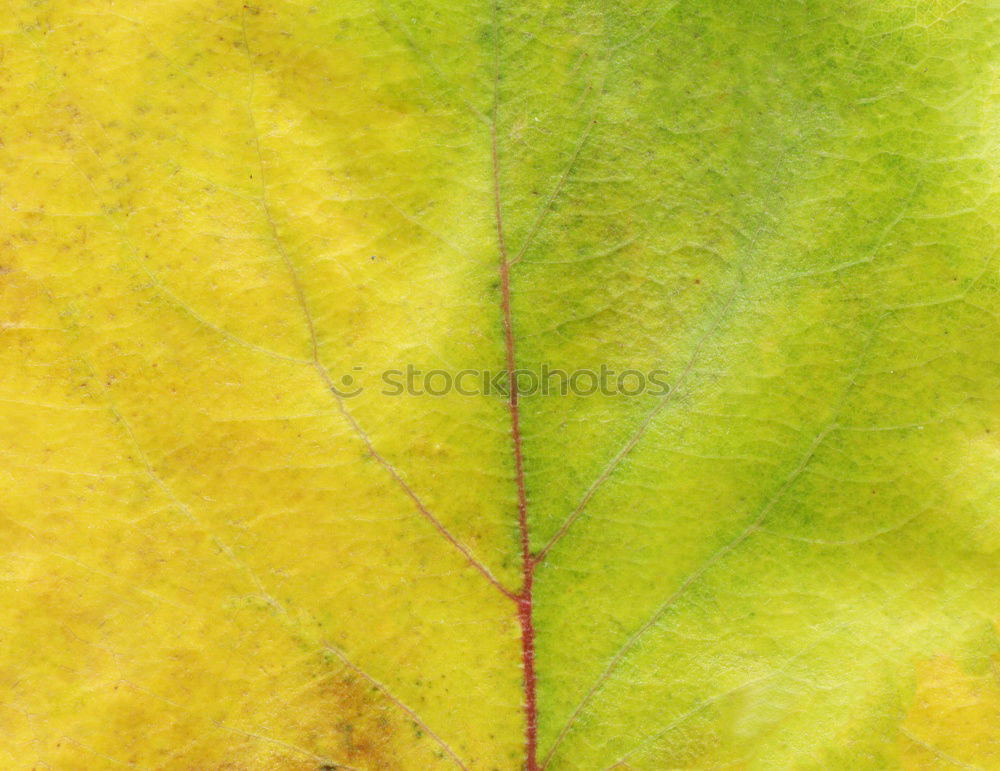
(492, 3), (538, 764)
(498, 249), (539, 769)
(517, 570), (539, 770)
(492, 65), (538, 768)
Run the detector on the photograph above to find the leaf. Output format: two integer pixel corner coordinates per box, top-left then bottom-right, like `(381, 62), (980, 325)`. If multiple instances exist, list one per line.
(1, 0), (998, 768)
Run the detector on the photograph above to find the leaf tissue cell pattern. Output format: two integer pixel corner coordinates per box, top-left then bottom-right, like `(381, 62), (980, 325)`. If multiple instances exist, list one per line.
(0, 0), (998, 769)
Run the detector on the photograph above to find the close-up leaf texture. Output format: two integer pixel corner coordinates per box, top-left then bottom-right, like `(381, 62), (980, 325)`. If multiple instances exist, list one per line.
(1, 0), (998, 769)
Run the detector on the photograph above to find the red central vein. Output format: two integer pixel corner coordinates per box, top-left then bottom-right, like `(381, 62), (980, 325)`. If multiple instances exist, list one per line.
(498, 240), (538, 769)
(496, 157), (540, 770)
(491, 3), (538, 767)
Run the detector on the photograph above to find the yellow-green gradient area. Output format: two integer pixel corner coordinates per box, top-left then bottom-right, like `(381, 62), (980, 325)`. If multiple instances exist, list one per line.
(1, 0), (997, 769)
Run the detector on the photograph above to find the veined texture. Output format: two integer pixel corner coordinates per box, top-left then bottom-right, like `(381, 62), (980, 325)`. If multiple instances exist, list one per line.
(0, 0), (997, 769)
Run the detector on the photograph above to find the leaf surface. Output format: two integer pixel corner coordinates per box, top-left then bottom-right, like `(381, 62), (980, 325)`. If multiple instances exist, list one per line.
(1, 0), (998, 769)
